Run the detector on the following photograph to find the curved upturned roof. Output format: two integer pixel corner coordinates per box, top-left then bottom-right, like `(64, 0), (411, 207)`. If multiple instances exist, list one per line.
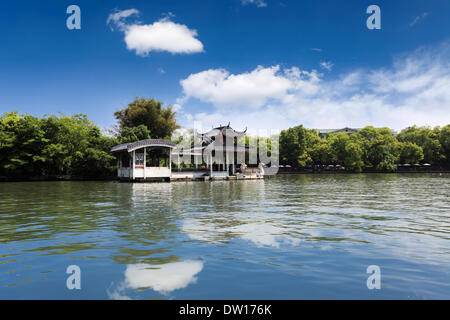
(197, 123), (247, 138)
(110, 139), (177, 153)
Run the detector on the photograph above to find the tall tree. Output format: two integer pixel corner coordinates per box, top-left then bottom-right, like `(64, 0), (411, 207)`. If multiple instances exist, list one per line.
(279, 125), (311, 166)
(397, 126), (443, 164)
(356, 126), (400, 169)
(439, 125), (450, 165)
(399, 142), (424, 164)
(327, 133), (364, 172)
(114, 97), (180, 139)
(0, 112), (49, 176)
(117, 125), (151, 144)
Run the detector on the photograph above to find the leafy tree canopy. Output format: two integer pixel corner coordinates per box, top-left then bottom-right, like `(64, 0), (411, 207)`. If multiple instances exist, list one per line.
(114, 97), (180, 140)
(118, 125), (151, 144)
(0, 112), (116, 178)
(397, 126), (443, 164)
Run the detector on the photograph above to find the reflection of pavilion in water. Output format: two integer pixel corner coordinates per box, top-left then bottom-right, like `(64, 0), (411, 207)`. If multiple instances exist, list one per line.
(176, 180), (302, 248)
(110, 183), (178, 266)
(107, 180), (272, 299)
(130, 180), (174, 204)
(110, 124), (265, 182)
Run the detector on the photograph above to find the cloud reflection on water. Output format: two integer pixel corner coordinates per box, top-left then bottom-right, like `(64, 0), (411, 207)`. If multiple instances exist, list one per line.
(108, 260), (203, 299)
(182, 219), (301, 248)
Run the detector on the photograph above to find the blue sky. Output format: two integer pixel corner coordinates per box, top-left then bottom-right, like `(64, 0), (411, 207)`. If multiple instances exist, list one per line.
(1, 0), (449, 133)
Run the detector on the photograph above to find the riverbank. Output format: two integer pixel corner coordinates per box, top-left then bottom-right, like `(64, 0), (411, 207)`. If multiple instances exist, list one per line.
(276, 169), (450, 175)
(1, 169), (450, 182)
(276, 165), (450, 175)
(0, 175), (116, 182)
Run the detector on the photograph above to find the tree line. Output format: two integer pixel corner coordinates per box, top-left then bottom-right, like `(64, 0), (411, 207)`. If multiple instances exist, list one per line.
(0, 98), (179, 179)
(279, 125), (450, 172)
(1, 96), (449, 178)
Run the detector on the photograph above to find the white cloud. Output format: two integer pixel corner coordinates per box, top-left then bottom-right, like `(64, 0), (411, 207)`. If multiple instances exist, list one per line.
(180, 65), (315, 109)
(340, 71), (362, 86)
(177, 43), (450, 131)
(311, 48), (323, 52)
(410, 12), (429, 27)
(107, 9), (203, 56)
(241, 0), (268, 8)
(107, 8), (139, 29)
(180, 66), (290, 108)
(171, 102), (180, 110)
(320, 61), (334, 71)
(368, 54), (440, 93)
(125, 21), (203, 56)
(179, 65), (321, 113)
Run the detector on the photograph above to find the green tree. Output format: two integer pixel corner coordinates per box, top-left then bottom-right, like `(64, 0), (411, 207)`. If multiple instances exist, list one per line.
(304, 130), (334, 165)
(356, 126), (400, 169)
(327, 133), (364, 172)
(0, 113), (118, 178)
(0, 112), (48, 176)
(70, 125), (117, 178)
(399, 142), (424, 164)
(117, 125), (151, 143)
(308, 138), (332, 165)
(397, 126), (442, 164)
(279, 125), (311, 166)
(439, 125), (450, 166)
(114, 97), (180, 139)
(41, 114), (98, 174)
(376, 153), (398, 172)
(343, 141), (364, 172)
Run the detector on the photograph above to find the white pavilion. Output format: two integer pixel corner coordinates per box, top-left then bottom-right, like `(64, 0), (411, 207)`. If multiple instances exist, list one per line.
(110, 124), (264, 181)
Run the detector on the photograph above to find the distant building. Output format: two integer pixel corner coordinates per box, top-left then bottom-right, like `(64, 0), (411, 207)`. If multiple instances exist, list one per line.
(317, 127), (397, 138)
(318, 127), (360, 139)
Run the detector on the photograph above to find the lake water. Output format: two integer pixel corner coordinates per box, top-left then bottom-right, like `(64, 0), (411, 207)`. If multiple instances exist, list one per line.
(0, 174), (449, 299)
